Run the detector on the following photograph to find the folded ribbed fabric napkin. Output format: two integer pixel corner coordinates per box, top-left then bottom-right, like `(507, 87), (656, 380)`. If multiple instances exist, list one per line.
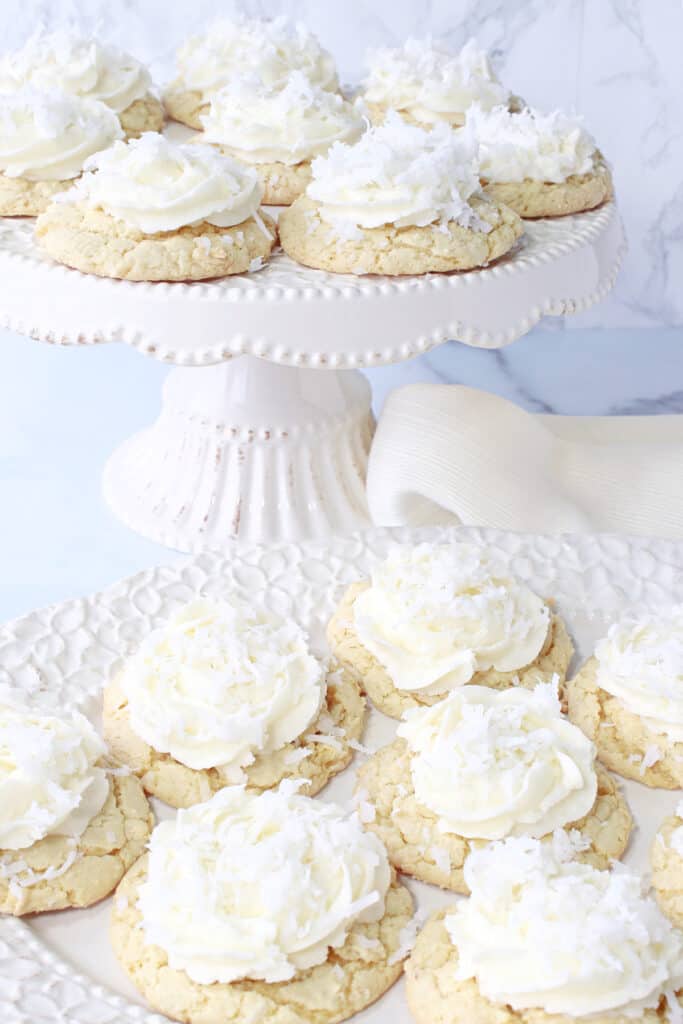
(366, 385), (683, 538)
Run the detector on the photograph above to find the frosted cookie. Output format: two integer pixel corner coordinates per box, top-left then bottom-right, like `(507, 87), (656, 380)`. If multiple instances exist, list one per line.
(362, 38), (510, 128)
(567, 609), (683, 788)
(357, 682), (631, 893)
(327, 542), (573, 718)
(652, 802), (683, 929)
(0, 694), (152, 915)
(0, 30), (163, 138)
(467, 103), (612, 218)
(405, 836), (683, 1024)
(103, 598), (365, 807)
(165, 15), (338, 130)
(111, 785), (413, 1024)
(199, 71), (364, 205)
(35, 133), (276, 281)
(279, 115), (523, 276)
(0, 89), (122, 216)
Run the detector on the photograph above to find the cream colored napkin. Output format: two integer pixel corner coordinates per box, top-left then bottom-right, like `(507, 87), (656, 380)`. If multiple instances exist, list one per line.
(367, 385), (683, 538)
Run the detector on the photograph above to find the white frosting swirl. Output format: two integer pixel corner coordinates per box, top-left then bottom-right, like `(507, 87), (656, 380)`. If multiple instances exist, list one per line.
(201, 71), (364, 166)
(118, 598), (324, 776)
(595, 608), (683, 741)
(353, 543), (550, 695)
(467, 103), (598, 184)
(176, 15), (338, 96)
(0, 31), (151, 114)
(364, 38), (509, 124)
(61, 133), (263, 233)
(307, 114), (490, 232)
(446, 836), (683, 1018)
(0, 694), (108, 851)
(398, 682), (596, 840)
(0, 89), (122, 181)
(137, 784), (391, 984)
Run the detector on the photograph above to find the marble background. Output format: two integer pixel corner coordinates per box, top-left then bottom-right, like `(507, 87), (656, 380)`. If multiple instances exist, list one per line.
(5, 0), (683, 330)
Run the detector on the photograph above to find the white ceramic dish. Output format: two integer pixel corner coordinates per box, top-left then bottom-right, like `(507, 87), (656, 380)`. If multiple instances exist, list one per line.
(2, 525), (681, 1024)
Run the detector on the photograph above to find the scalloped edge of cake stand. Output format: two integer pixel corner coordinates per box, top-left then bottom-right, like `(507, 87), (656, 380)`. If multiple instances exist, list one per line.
(0, 201), (625, 368)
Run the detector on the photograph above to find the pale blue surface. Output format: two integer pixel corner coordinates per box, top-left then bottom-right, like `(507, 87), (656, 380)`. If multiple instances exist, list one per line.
(1, 325), (681, 623)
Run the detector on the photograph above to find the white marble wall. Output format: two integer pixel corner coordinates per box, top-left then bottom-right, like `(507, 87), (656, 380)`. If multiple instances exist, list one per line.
(6, 0), (683, 328)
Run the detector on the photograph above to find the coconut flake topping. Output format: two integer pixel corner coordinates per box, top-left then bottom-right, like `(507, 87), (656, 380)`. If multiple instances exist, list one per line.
(137, 783), (391, 984)
(364, 38), (509, 124)
(0, 30), (151, 114)
(0, 690), (108, 851)
(447, 835), (683, 1018)
(352, 542), (549, 695)
(0, 88), (122, 181)
(467, 103), (598, 184)
(201, 70), (364, 166)
(307, 114), (491, 232)
(59, 132), (263, 233)
(176, 15), (338, 96)
(595, 608), (683, 742)
(398, 680), (597, 839)
(118, 597), (325, 775)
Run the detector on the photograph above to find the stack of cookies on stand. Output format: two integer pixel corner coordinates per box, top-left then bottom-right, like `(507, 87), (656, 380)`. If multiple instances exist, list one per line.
(0, 17), (611, 283)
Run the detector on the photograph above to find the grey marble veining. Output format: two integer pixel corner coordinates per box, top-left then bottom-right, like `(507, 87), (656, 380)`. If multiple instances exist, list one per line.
(6, 0), (682, 330)
(364, 326), (683, 414)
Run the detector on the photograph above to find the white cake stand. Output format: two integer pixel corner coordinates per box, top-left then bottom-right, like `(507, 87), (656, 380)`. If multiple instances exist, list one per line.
(0, 202), (624, 549)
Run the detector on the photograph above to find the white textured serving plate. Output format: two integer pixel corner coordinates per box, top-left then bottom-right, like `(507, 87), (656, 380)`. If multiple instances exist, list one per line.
(2, 525), (683, 1024)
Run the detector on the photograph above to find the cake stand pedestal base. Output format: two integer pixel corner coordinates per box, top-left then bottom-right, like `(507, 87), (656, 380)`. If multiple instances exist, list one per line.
(102, 356), (374, 550)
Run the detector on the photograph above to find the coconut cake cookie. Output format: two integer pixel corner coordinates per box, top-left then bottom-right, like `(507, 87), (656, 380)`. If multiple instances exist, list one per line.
(327, 542), (573, 718)
(467, 103), (612, 218)
(103, 597), (365, 807)
(164, 14), (339, 130)
(35, 133), (276, 281)
(567, 608), (683, 787)
(0, 89), (122, 216)
(0, 692), (152, 916)
(0, 30), (163, 138)
(652, 803), (683, 930)
(405, 835), (683, 1024)
(279, 115), (523, 275)
(199, 71), (364, 205)
(111, 784), (413, 1024)
(362, 37), (512, 128)
(356, 681), (631, 893)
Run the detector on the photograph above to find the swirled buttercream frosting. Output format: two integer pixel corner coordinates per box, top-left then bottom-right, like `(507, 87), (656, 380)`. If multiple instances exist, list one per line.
(137, 783), (391, 983)
(446, 835), (683, 1017)
(398, 681), (596, 839)
(60, 132), (263, 233)
(201, 70), (364, 166)
(595, 608), (683, 741)
(0, 30), (152, 113)
(176, 15), (338, 96)
(0, 692), (108, 851)
(306, 114), (491, 232)
(353, 542), (549, 694)
(364, 38), (509, 124)
(467, 103), (598, 183)
(0, 89), (122, 180)
(118, 598), (325, 775)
